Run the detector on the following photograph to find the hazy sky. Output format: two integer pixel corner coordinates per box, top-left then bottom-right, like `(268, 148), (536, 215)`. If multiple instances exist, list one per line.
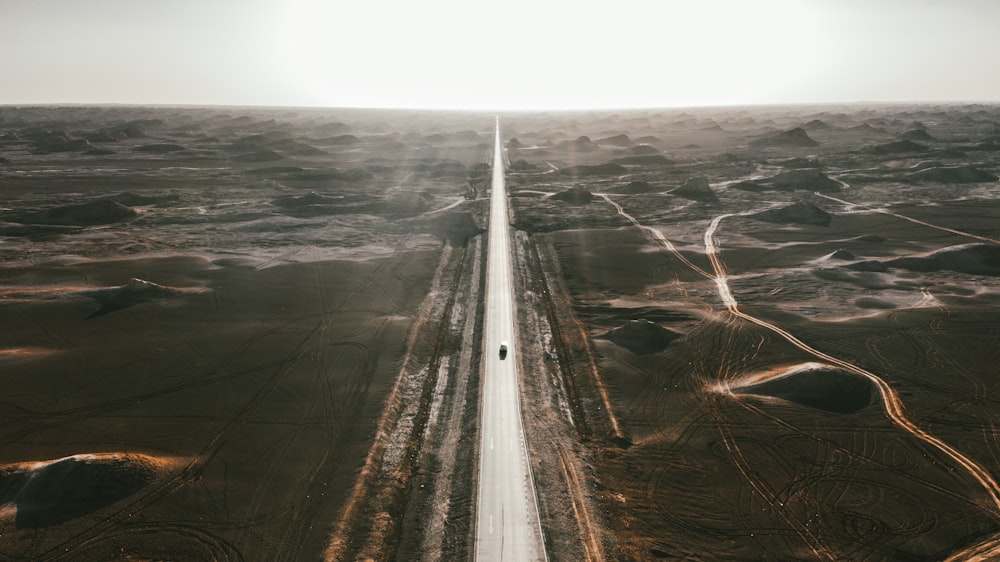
(3, 0), (1000, 110)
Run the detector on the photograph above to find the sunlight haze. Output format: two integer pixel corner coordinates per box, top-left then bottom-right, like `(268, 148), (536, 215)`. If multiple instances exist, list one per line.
(2, 0), (1000, 109)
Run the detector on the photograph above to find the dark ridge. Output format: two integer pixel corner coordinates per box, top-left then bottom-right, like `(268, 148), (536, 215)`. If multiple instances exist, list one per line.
(634, 135), (663, 144)
(749, 127), (818, 148)
(610, 154), (676, 166)
(0, 455), (157, 528)
(510, 159), (535, 172)
(849, 123), (890, 135)
(596, 134), (633, 147)
(82, 278), (190, 318)
(735, 366), (873, 413)
(864, 140), (929, 155)
(887, 244), (1000, 276)
(751, 201), (832, 226)
(765, 169), (841, 192)
(506, 138), (526, 149)
(845, 260), (890, 273)
(900, 129), (934, 141)
(554, 136), (599, 152)
(803, 119), (833, 130)
(830, 249), (856, 260)
(599, 319), (681, 355)
(672, 176), (717, 202)
(314, 134), (361, 146)
(550, 186), (594, 205)
(626, 144), (660, 155)
(558, 163), (628, 177)
(855, 297), (897, 310)
(12, 199), (140, 226)
(905, 166), (997, 183)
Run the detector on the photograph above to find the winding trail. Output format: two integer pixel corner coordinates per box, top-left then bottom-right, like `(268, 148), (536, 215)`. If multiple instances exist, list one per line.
(598, 193), (1000, 553)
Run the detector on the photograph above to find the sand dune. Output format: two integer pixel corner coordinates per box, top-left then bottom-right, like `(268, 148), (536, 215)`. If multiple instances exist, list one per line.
(599, 319), (680, 355)
(751, 201), (832, 226)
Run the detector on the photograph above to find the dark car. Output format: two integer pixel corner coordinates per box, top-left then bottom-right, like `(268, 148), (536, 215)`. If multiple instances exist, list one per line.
(499, 342), (508, 359)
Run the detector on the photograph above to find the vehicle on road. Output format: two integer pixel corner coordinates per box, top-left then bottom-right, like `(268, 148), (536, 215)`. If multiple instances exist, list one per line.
(499, 342), (508, 359)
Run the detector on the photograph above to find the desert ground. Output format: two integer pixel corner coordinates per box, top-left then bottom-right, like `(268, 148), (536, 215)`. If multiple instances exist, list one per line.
(2, 103), (1000, 560)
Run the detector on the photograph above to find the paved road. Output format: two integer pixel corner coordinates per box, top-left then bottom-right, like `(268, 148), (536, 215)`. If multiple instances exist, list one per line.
(475, 117), (546, 561)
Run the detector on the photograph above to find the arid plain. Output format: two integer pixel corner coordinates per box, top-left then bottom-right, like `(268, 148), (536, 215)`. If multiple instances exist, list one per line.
(2, 104), (1000, 560)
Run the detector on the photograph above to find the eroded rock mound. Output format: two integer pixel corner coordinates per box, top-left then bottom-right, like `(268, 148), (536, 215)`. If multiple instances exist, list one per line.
(82, 278), (193, 318)
(766, 169), (841, 192)
(751, 202), (832, 226)
(900, 129), (934, 141)
(749, 127), (818, 148)
(410, 211), (484, 246)
(506, 138), (526, 149)
(734, 364), (873, 413)
(597, 134), (633, 147)
(600, 319), (681, 355)
(672, 176), (717, 202)
(627, 144), (660, 155)
(551, 186), (594, 204)
(906, 166), (997, 183)
(887, 244), (1000, 276)
(0, 453), (162, 528)
(15, 200), (141, 226)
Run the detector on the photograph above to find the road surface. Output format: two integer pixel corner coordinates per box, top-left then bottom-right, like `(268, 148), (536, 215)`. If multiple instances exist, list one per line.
(475, 117), (546, 561)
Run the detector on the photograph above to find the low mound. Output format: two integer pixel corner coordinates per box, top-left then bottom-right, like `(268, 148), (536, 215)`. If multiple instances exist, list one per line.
(887, 244), (1000, 276)
(599, 319), (681, 355)
(634, 135), (662, 144)
(551, 186), (594, 204)
(803, 119), (832, 130)
(829, 249), (856, 260)
(559, 163), (627, 177)
(133, 143), (186, 153)
(611, 155), (675, 166)
(672, 176), (717, 202)
(906, 166), (997, 183)
(597, 134), (634, 147)
(16, 200), (140, 226)
(900, 129), (934, 141)
(554, 136), (599, 152)
(0, 453), (164, 528)
(766, 169), (841, 192)
(82, 278), (196, 318)
(506, 138), (526, 149)
(509, 159), (534, 172)
(751, 202), (831, 226)
(749, 127), (818, 148)
(864, 140), (928, 154)
(627, 144), (660, 155)
(734, 364), (873, 413)
(610, 180), (662, 194)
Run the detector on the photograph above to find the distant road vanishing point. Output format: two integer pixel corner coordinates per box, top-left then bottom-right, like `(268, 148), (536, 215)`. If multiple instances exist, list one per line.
(474, 117), (547, 561)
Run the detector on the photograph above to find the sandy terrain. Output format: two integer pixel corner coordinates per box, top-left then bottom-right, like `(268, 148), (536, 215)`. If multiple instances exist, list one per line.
(3, 103), (1000, 560)
(504, 104), (1000, 560)
(0, 106), (492, 560)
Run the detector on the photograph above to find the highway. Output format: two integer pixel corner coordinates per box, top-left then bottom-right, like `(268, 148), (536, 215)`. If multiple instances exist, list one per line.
(474, 117), (547, 561)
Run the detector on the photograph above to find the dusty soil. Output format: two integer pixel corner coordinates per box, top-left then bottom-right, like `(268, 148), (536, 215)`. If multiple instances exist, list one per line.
(505, 104), (1000, 561)
(5, 102), (1000, 561)
(0, 106), (493, 561)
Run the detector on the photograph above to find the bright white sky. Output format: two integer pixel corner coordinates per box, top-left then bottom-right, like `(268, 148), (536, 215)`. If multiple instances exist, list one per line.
(2, 0), (999, 110)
